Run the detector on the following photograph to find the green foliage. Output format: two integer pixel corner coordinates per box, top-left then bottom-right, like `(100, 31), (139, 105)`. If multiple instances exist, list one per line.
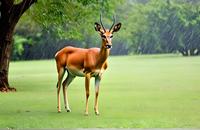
(14, 0), (23, 4)
(12, 0), (200, 60)
(13, 35), (27, 55)
(122, 0), (200, 55)
(12, 35), (29, 60)
(28, 0), (115, 40)
(12, 0), (124, 60)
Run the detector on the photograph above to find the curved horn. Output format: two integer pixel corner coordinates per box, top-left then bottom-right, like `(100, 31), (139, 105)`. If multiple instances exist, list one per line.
(109, 15), (116, 32)
(100, 14), (106, 32)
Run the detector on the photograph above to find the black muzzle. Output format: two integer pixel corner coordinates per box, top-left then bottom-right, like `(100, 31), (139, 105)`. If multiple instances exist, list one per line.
(105, 45), (112, 49)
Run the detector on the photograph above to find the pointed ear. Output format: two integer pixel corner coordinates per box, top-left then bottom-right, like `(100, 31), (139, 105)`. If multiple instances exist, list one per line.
(94, 22), (102, 32)
(112, 23), (122, 33)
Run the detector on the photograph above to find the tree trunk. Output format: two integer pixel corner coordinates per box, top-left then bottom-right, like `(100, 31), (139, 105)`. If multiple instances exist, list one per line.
(178, 48), (188, 56)
(0, 12), (16, 92)
(196, 49), (199, 55)
(0, 37), (16, 92)
(0, 13), (16, 92)
(0, 0), (37, 92)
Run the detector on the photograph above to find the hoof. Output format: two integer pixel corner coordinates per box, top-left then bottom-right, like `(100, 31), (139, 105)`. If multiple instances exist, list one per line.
(65, 106), (71, 112)
(66, 109), (71, 112)
(95, 111), (100, 116)
(57, 107), (61, 113)
(84, 112), (89, 116)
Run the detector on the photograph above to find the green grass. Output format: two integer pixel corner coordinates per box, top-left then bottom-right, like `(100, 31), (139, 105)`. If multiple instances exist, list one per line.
(0, 54), (200, 128)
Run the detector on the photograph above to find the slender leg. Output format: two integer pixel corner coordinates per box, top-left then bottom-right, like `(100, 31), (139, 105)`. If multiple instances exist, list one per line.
(57, 68), (65, 113)
(62, 73), (75, 112)
(85, 73), (91, 115)
(94, 76), (101, 115)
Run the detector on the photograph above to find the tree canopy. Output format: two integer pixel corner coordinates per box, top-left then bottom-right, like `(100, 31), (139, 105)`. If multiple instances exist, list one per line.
(120, 0), (200, 55)
(13, 0), (123, 60)
(13, 0), (200, 61)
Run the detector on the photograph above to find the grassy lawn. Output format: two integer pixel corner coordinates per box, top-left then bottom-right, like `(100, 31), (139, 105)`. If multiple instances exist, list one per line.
(0, 54), (200, 128)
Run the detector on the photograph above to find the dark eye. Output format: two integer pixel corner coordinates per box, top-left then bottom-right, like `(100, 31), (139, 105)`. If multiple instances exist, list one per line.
(101, 35), (106, 39)
(110, 35), (113, 38)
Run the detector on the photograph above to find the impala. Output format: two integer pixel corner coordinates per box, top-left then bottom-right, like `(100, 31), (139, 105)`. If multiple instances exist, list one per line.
(55, 15), (121, 115)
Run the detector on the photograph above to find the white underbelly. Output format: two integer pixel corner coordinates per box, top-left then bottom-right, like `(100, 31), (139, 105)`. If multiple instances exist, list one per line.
(67, 68), (103, 77)
(68, 68), (85, 77)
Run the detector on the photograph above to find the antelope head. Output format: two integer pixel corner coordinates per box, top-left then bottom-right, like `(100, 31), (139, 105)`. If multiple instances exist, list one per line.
(94, 15), (122, 49)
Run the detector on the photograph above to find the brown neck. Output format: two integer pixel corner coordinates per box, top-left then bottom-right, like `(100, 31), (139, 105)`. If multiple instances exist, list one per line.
(97, 41), (110, 67)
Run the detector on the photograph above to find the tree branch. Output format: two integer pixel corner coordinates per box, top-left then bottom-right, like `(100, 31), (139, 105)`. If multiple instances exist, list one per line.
(8, 0), (37, 25)
(17, 0), (37, 15)
(0, 0), (14, 8)
(0, 0), (14, 14)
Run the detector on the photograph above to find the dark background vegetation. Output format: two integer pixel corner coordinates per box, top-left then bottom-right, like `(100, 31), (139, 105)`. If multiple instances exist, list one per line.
(12, 0), (200, 60)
